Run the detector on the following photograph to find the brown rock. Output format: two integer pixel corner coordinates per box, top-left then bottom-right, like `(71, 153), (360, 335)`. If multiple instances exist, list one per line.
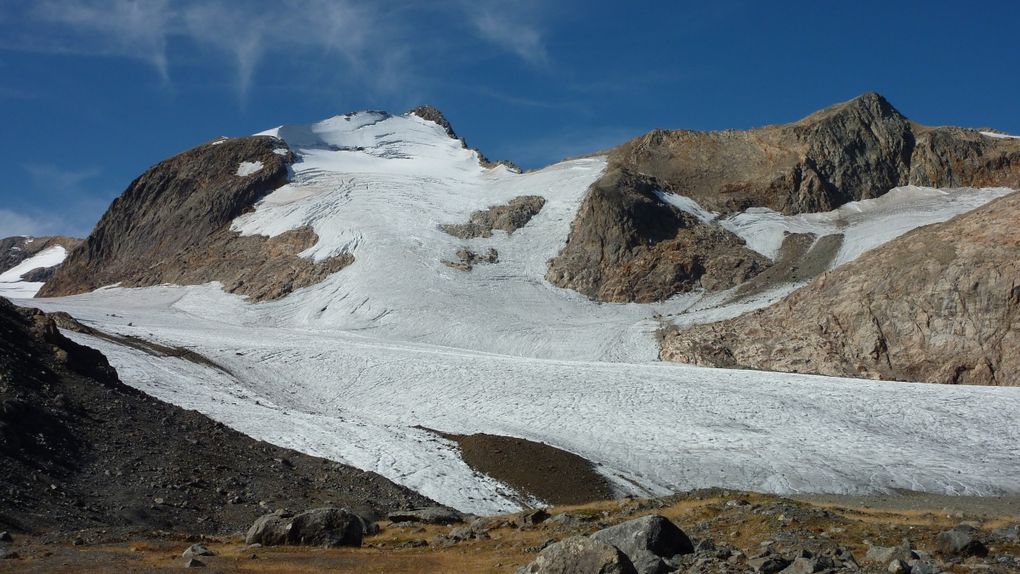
(441, 196), (546, 239)
(660, 191), (1020, 385)
(546, 167), (768, 302)
(39, 137), (350, 301)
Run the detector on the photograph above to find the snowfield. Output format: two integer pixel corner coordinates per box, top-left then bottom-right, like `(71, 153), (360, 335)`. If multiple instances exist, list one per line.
(28, 110), (1020, 514)
(0, 244), (67, 299)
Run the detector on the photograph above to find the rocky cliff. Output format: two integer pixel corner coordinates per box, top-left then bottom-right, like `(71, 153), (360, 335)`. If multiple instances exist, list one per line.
(660, 191), (1020, 385)
(39, 136), (352, 301)
(548, 92), (1020, 302)
(0, 297), (431, 534)
(546, 168), (768, 302)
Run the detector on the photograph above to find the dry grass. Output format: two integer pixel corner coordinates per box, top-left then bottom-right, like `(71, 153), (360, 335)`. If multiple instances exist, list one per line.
(5, 492), (1019, 573)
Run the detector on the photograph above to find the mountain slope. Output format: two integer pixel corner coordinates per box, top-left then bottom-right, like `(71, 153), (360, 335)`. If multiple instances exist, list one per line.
(548, 93), (1020, 302)
(0, 236), (80, 298)
(661, 190), (1020, 385)
(39, 136), (352, 301)
(0, 296), (431, 534)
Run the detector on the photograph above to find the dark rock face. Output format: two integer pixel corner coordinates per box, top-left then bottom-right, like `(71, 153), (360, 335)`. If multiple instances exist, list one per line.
(519, 536), (638, 574)
(441, 196), (547, 239)
(246, 508), (364, 548)
(550, 93), (1020, 303)
(661, 191), (1020, 385)
(39, 137), (351, 301)
(590, 515), (694, 574)
(546, 168), (768, 302)
(0, 297), (433, 535)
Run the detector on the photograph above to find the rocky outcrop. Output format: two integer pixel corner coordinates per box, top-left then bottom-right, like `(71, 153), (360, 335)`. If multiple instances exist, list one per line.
(0, 298), (433, 534)
(660, 191), (1020, 385)
(546, 168), (768, 302)
(0, 236), (81, 276)
(549, 92), (1020, 303)
(440, 196), (547, 239)
(39, 137), (351, 301)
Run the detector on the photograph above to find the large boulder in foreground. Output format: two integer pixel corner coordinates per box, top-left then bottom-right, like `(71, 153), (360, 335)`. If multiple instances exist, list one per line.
(590, 515), (694, 574)
(245, 508), (365, 548)
(518, 536), (638, 574)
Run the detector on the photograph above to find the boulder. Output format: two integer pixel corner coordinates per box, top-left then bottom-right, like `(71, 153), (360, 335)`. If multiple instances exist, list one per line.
(246, 507), (364, 548)
(935, 526), (988, 558)
(865, 543), (916, 564)
(590, 515), (694, 574)
(182, 543), (215, 558)
(518, 536), (638, 574)
(386, 506), (463, 525)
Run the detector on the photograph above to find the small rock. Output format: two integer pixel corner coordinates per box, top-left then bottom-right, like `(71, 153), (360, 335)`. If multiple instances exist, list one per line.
(184, 557), (205, 568)
(182, 543), (215, 558)
(0, 532), (11, 542)
(907, 560), (942, 574)
(748, 556), (792, 574)
(887, 559), (910, 574)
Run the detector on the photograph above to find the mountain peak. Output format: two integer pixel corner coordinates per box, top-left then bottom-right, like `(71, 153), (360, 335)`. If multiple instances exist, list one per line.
(408, 105), (458, 139)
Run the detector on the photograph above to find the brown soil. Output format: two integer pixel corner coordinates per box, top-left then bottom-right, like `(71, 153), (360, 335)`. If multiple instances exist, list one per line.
(439, 432), (615, 506)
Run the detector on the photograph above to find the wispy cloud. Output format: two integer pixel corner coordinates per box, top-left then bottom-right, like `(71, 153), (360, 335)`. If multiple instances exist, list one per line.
(30, 0), (174, 82)
(467, 1), (549, 66)
(2, 0), (553, 101)
(0, 209), (63, 237)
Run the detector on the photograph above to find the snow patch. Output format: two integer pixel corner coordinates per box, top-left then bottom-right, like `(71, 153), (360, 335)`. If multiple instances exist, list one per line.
(235, 161), (264, 177)
(0, 245), (67, 299)
(980, 131), (1020, 139)
(719, 186), (1014, 264)
(654, 191), (719, 223)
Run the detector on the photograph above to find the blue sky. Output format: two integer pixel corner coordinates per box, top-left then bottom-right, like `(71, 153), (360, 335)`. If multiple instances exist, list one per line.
(1, 0), (1018, 238)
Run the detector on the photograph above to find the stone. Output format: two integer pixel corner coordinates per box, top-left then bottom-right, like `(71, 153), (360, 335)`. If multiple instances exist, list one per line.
(246, 507), (364, 548)
(517, 536), (638, 574)
(865, 544), (915, 564)
(386, 506), (464, 525)
(935, 526), (988, 558)
(184, 557), (205, 568)
(748, 556), (792, 574)
(513, 509), (551, 528)
(590, 515), (694, 574)
(182, 544), (215, 558)
(0, 532), (10, 542)
(887, 559), (910, 574)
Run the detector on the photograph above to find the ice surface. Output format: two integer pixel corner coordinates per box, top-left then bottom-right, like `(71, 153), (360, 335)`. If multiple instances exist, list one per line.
(25, 111), (1020, 514)
(0, 245), (67, 299)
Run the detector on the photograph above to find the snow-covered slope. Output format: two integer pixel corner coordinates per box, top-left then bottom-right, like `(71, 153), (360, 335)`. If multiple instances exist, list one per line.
(0, 244), (68, 298)
(27, 109), (1020, 514)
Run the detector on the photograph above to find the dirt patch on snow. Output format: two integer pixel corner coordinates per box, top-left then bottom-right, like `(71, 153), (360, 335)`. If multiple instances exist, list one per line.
(436, 431), (615, 506)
